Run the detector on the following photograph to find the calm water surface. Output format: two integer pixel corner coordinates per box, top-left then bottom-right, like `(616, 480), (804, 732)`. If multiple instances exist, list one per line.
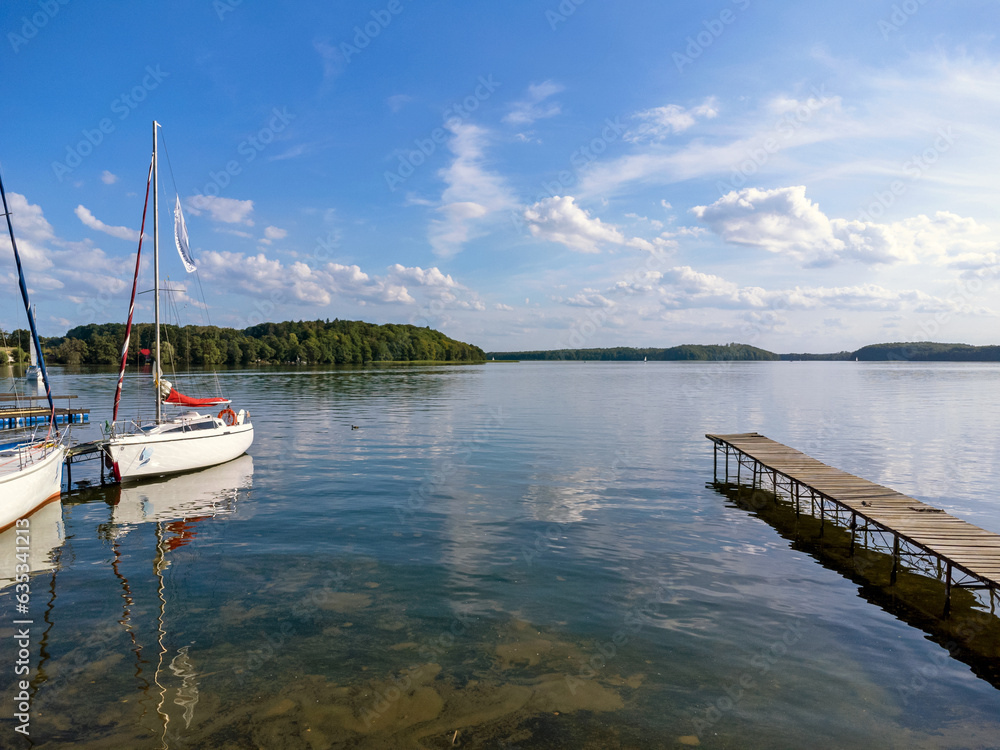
(2, 361), (1000, 748)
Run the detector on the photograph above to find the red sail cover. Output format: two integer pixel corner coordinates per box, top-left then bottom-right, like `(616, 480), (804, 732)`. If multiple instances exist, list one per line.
(163, 388), (229, 407)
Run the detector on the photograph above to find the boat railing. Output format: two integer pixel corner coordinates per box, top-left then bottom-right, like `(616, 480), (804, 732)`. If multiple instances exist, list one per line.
(0, 435), (63, 471)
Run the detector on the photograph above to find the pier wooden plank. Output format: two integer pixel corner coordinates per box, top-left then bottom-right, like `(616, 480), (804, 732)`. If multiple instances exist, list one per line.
(707, 432), (1000, 591)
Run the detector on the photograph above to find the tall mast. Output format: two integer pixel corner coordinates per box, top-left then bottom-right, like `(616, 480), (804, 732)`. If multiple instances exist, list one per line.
(153, 120), (161, 423)
(0, 166), (57, 433)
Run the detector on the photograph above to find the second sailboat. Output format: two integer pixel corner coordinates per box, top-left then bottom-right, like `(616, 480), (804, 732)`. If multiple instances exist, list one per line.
(104, 121), (253, 482)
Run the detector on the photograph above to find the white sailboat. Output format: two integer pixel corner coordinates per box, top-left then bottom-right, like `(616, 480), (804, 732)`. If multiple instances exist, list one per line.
(0, 164), (66, 531)
(105, 121), (253, 482)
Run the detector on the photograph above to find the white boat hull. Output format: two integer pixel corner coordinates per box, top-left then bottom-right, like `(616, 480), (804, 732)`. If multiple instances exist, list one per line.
(0, 442), (65, 533)
(111, 454), (254, 527)
(0, 498), (64, 590)
(108, 422), (254, 481)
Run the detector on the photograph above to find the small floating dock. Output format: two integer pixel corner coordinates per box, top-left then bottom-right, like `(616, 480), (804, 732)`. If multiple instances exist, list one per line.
(707, 432), (999, 615)
(0, 393), (90, 430)
(64, 439), (112, 488)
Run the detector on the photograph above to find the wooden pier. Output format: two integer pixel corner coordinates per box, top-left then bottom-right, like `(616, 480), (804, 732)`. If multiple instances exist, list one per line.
(707, 432), (1000, 615)
(0, 393), (90, 430)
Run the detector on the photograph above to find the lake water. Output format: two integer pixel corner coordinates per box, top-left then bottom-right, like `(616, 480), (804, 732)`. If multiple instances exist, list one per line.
(2, 361), (1000, 748)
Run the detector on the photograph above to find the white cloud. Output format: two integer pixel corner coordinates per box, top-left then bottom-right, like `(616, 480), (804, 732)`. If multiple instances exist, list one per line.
(522, 196), (675, 255)
(101, 170), (118, 185)
(196, 250), (487, 312)
(429, 120), (516, 257)
(185, 195), (255, 225)
(693, 186), (997, 267)
(648, 265), (980, 315)
(74, 205), (140, 242)
(495, 303), (514, 311)
(557, 289), (616, 308)
(626, 97), (719, 142)
(503, 80), (564, 126)
(523, 196), (624, 253)
(579, 91), (840, 197)
(259, 225), (288, 245)
(387, 263), (458, 290)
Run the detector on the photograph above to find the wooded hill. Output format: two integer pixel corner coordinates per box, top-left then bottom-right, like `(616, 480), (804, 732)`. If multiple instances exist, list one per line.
(487, 344), (779, 361)
(3, 320), (486, 366)
(490, 341), (1000, 362)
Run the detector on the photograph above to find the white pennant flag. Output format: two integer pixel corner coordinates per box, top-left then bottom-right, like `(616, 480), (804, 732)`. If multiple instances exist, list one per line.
(173, 195), (197, 273)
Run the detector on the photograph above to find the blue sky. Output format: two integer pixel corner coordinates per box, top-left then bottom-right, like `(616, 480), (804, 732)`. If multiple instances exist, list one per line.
(2, 0), (999, 353)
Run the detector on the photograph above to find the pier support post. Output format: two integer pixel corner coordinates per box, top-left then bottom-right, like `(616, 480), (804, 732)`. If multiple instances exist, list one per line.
(725, 448), (729, 482)
(891, 534), (900, 585)
(944, 563), (952, 617)
(713, 443), (717, 482)
(850, 513), (856, 556)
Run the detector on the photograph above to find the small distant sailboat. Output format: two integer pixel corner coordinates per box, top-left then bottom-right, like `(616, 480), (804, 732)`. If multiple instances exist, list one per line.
(24, 305), (44, 397)
(104, 122), (253, 482)
(0, 165), (66, 529)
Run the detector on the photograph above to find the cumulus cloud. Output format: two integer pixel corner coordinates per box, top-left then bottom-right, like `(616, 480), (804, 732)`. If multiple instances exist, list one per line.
(626, 97), (719, 142)
(74, 205), (140, 242)
(651, 264), (976, 314)
(556, 289), (616, 308)
(101, 170), (118, 185)
(196, 250), (485, 312)
(692, 186), (996, 267)
(523, 196), (624, 253)
(522, 196), (676, 254)
(185, 195), (255, 225)
(503, 80), (564, 126)
(259, 225), (288, 245)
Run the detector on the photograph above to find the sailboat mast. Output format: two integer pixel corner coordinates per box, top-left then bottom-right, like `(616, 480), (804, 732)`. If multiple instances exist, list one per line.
(153, 120), (161, 423)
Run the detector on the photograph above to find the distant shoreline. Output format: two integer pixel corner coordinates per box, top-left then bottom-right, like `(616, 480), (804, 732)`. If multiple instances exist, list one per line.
(485, 342), (1000, 363)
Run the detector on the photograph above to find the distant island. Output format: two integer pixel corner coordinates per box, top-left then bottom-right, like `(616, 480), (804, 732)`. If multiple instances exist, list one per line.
(3, 320), (486, 366)
(487, 342), (1000, 362)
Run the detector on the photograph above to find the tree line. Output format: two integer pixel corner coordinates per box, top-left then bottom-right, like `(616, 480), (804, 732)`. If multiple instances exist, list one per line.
(487, 343), (780, 361)
(3, 319), (486, 366)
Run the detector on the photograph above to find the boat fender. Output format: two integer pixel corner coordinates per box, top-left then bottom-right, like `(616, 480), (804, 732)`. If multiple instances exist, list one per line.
(218, 408), (238, 426)
(236, 409), (246, 425)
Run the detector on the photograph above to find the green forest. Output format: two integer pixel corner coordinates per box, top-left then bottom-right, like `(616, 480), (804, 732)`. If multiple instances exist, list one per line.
(2, 320), (486, 366)
(490, 341), (1000, 362)
(487, 343), (780, 361)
